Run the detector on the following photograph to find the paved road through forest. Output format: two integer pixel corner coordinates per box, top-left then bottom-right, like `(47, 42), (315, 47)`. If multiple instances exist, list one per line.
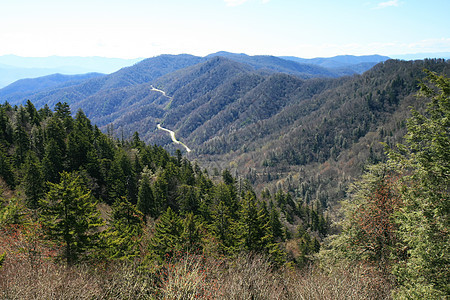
(157, 124), (191, 152)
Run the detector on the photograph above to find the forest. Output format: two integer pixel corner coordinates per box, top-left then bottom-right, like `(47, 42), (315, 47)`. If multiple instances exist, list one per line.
(0, 68), (449, 299)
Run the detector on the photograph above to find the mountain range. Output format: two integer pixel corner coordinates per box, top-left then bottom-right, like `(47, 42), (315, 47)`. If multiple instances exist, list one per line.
(0, 55), (142, 88)
(1, 52), (449, 207)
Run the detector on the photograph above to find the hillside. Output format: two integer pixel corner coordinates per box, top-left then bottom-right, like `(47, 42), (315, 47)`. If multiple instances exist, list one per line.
(0, 62), (448, 299)
(0, 55), (141, 88)
(151, 59), (450, 207)
(0, 73), (104, 103)
(0, 53), (384, 108)
(1, 54), (448, 208)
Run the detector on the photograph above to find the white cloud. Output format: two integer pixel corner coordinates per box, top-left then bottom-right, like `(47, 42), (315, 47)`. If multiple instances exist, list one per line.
(375, 0), (401, 9)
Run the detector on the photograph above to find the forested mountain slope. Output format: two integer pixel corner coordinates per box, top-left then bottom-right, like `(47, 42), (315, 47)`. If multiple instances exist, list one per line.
(1, 52), (383, 110)
(1, 54), (448, 208)
(155, 59), (450, 207)
(0, 73), (104, 103)
(1, 54), (204, 109)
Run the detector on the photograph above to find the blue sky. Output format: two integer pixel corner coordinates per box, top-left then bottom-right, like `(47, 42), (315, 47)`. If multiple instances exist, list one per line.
(1, 0), (449, 58)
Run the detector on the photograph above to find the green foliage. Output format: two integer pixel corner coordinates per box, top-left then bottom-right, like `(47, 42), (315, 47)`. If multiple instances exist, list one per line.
(389, 70), (450, 298)
(137, 168), (157, 217)
(235, 191), (286, 265)
(0, 99), (329, 271)
(0, 147), (15, 188)
(0, 252), (4, 269)
(0, 196), (26, 226)
(325, 162), (402, 275)
(23, 151), (45, 209)
(103, 198), (144, 261)
(181, 212), (204, 253)
(149, 207), (183, 261)
(326, 70), (449, 298)
(39, 171), (104, 265)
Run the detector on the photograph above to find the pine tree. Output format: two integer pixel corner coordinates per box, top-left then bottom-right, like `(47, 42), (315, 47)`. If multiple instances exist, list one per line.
(105, 158), (126, 204)
(328, 162), (401, 274)
(23, 151), (45, 209)
(104, 198), (143, 261)
(390, 70), (450, 298)
(0, 147), (15, 188)
(177, 184), (200, 215)
(42, 139), (64, 183)
(54, 102), (73, 133)
(137, 169), (158, 217)
(0, 106), (13, 146)
(149, 207), (183, 261)
(13, 123), (29, 166)
(25, 100), (41, 126)
(39, 171), (104, 265)
(235, 191), (281, 259)
(268, 204), (284, 242)
(181, 212), (204, 253)
(211, 199), (236, 254)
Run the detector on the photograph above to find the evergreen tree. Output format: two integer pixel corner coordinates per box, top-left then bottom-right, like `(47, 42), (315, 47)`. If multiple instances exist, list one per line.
(137, 169), (158, 217)
(236, 191), (270, 253)
(13, 123), (29, 166)
(181, 212), (204, 253)
(268, 204), (284, 242)
(326, 162), (402, 275)
(104, 198), (143, 261)
(23, 152), (45, 209)
(54, 102), (73, 132)
(42, 139), (64, 183)
(0, 106), (13, 146)
(25, 100), (41, 126)
(38, 104), (53, 119)
(390, 71), (450, 298)
(0, 147), (15, 188)
(149, 207), (183, 261)
(39, 171), (104, 265)
(67, 110), (94, 171)
(211, 199), (236, 254)
(177, 184), (200, 215)
(105, 158), (126, 204)
(45, 116), (67, 162)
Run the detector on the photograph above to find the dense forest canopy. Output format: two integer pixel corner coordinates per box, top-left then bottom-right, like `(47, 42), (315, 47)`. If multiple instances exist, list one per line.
(0, 99), (328, 267)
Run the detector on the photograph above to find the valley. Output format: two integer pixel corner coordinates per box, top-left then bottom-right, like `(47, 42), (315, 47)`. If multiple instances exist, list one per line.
(1, 53), (449, 209)
(0, 52), (448, 299)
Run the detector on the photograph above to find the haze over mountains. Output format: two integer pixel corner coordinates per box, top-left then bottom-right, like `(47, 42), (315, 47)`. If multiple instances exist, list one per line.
(0, 52), (388, 89)
(1, 51), (449, 205)
(0, 55), (142, 88)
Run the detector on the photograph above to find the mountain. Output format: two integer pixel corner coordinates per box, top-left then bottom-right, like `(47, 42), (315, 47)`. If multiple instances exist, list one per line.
(279, 54), (390, 74)
(207, 51), (340, 78)
(2, 53), (448, 208)
(0, 73), (105, 103)
(1, 54), (204, 109)
(1, 52), (388, 109)
(181, 59), (450, 206)
(0, 55), (142, 88)
(143, 58), (449, 207)
(0, 65), (90, 89)
(390, 52), (450, 60)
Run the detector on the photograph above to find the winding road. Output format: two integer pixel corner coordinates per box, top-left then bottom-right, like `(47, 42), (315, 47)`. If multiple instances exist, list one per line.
(157, 124), (191, 152)
(150, 85), (173, 99)
(151, 86), (190, 152)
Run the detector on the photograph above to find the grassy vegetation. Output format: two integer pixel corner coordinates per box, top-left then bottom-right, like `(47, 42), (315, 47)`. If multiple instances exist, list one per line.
(0, 251), (391, 299)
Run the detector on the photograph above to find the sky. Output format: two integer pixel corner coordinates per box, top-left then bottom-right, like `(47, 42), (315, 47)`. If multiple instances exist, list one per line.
(1, 0), (449, 59)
